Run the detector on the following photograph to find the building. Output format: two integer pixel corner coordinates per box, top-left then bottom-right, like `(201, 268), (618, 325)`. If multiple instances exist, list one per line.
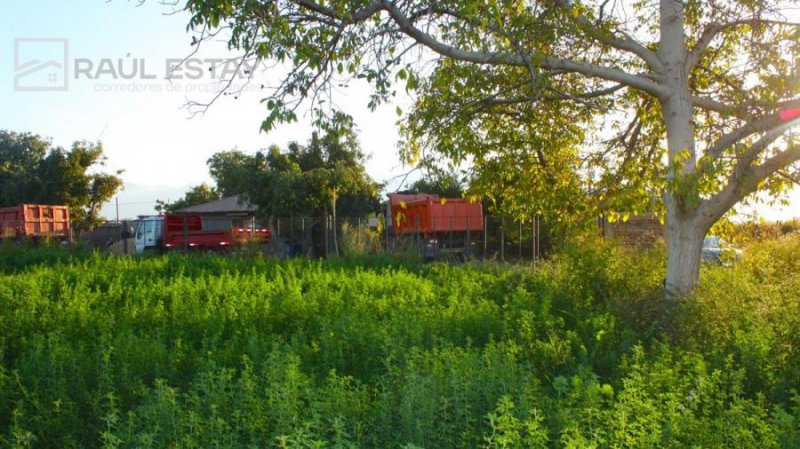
(175, 194), (257, 231)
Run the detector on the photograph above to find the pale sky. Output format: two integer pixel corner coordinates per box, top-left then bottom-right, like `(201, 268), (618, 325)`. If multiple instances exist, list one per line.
(1, 0), (413, 219)
(1, 0), (797, 221)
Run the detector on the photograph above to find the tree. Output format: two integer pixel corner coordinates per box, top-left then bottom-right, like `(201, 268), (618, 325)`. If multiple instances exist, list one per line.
(203, 123), (379, 225)
(410, 169), (465, 198)
(0, 131), (124, 230)
(156, 183), (221, 214)
(0, 131), (50, 203)
(207, 150), (264, 197)
(303, 114), (380, 254)
(246, 146), (309, 219)
(186, 0), (800, 298)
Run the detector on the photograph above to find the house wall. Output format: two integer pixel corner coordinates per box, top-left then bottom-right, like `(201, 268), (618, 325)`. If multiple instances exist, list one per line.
(600, 215), (664, 247)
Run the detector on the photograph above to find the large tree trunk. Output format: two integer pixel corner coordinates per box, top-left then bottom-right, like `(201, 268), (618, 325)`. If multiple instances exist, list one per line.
(659, 0), (705, 299)
(663, 213), (709, 298)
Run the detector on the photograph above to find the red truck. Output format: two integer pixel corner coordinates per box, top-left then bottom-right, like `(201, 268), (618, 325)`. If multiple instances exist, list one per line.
(0, 204), (70, 241)
(388, 193), (483, 259)
(134, 214), (269, 253)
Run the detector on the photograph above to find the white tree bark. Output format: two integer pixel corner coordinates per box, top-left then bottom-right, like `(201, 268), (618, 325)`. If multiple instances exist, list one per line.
(664, 214), (708, 298)
(658, 0), (707, 298)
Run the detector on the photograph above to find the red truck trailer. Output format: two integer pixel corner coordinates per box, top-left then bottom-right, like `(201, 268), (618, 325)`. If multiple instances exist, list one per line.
(0, 204), (70, 240)
(388, 193), (483, 259)
(134, 214), (269, 253)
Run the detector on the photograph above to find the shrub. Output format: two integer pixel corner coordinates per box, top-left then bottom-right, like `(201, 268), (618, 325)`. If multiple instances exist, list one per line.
(1, 239), (797, 447)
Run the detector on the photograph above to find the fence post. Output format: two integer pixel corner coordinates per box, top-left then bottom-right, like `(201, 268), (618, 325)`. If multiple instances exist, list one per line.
(448, 215), (453, 250)
(324, 215), (329, 258)
(531, 213), (536, 266)
(466, 216), (470, 257)
(415, 214), (420, 259)
(122, 220), (129, 254)
(518, 219), (523, 259)
(500, 216), (505, 261)
(535, 215), (540, 267)
(182, 215), (188, 251)
(483, 215), (487, 259)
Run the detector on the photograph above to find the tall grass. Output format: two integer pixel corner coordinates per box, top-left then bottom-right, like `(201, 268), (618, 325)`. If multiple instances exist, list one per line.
(1, 235), (798, 447)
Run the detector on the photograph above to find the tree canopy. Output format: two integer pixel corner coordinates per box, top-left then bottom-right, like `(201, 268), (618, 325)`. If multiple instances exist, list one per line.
(184, 0), (800, 297)
(409, 169), (465, 198)
(200, 119), (379, 221)
(0, 131), (124, 230)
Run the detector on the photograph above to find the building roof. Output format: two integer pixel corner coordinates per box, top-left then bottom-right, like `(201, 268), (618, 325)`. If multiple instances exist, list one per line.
(175, 194), (255, 215)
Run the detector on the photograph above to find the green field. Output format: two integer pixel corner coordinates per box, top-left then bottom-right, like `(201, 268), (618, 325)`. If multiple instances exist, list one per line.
(1, 236), (799, 448)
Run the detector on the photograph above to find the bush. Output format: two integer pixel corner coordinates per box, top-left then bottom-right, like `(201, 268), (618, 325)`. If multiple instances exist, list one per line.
(0, 238), (798, 447)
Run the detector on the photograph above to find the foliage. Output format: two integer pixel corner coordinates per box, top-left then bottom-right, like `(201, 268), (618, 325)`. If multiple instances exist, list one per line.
(207, 149), (265, 197)
(1, 235), (800, 447)
(183, 0), (800, 296)
(204, 116), (380, 221)
(729, 218), (800, 246)
(155, 183), (221, 214)
(0, 130), (124, 230)
(410, 169), (465, 198)
(338, 221), (384, 257)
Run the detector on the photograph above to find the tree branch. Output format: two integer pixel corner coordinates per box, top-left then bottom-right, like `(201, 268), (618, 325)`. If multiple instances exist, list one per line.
(692, 95), (748, 119)
(706, 113), (783, 160)
(702, 140), (800, 223)
(300, 0), (671, 97)
(552, 0), (663, 72)
(687, 18), (800, 72)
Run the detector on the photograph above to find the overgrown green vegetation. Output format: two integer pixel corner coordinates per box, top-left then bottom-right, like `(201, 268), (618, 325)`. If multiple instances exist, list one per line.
(1, 234), (799, 448)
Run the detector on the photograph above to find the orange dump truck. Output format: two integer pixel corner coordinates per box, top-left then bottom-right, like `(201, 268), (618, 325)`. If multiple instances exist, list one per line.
(0, 204), (70, 240)
(388, 193), (483, 259)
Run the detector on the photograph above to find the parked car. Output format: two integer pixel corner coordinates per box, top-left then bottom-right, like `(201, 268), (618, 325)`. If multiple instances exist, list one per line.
(701, 235), (742, 265)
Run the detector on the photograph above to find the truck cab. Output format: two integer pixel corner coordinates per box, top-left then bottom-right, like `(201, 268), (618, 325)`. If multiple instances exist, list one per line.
(134, 216), (164, 253)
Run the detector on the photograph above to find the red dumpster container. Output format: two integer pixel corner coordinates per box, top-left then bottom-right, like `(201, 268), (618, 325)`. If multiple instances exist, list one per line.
(389, 193), (483, 236)
(0, 204), (70, 240)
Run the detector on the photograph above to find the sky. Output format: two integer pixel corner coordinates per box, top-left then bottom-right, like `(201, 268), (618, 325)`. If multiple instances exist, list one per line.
(1, 0), (413, 219)
(1, 0), (798, 221)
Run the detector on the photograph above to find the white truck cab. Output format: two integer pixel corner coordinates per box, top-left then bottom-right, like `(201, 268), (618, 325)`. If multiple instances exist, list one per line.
(134, 216), (164, 253)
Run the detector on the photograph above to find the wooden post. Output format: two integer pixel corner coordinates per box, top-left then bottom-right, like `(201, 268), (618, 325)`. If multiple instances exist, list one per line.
(466, 216), (470, 256)
(500, 216), (505, 261)
(531, 213), (536, 266)
(324, 215), (329, 258)
(182, 215), (188, 251)
(449, 215), (453, 249)
(123, 219), (128, 254)
(535, 215), (540, 267)
(483, 215), (487, 258)
(415, 214), (420, 259)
